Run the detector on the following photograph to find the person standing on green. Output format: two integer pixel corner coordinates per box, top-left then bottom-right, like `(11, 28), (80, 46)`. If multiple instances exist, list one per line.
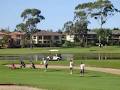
(80, 62), (85, 76)
(43, 57), (48, 71)
(69, 59), (73, 74)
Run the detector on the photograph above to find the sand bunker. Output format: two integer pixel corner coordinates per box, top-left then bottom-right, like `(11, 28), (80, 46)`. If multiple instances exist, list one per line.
(0, 85), (42, 90)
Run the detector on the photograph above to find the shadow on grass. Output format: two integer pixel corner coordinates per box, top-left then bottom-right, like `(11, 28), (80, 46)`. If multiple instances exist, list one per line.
(47, 69), (63, 72)
(88, 75), (101, 77)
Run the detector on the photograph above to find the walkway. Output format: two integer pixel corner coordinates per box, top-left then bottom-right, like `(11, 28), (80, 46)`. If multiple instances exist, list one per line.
(7, 64), (120, 75)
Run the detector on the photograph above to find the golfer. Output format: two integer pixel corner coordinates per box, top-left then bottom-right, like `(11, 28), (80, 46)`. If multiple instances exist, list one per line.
(80, 62), (85, 76)
(43, 57), (48, 71)
(20, 56), (26, 68)
(69, 59), (73, 74)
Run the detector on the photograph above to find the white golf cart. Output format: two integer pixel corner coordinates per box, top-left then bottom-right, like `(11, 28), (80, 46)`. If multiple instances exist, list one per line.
(48, 49), (62, 61)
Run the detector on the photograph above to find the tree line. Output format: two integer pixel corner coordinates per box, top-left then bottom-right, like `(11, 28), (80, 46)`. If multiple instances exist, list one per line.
(63, 0), (120, 47)
(0, 0), (120, 48)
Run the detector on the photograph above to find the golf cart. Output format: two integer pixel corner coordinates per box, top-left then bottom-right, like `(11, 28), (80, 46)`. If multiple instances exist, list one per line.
(52, 54), (62, 61)
(48, 49), (62, 61)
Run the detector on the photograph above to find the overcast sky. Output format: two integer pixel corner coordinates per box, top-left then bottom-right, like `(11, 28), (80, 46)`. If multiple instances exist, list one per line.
(0, 0), (120, 31)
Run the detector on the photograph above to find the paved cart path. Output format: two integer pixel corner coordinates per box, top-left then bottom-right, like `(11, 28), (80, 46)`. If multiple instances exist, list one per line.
(7, 64), (120, 75)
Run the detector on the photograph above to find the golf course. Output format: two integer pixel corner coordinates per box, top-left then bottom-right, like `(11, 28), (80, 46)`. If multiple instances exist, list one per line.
(0, 46), (120, 90)
(0, 0), (120, 89)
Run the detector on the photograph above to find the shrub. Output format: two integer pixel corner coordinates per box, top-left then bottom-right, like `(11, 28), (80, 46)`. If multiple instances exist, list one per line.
(62, 41), (75, 48)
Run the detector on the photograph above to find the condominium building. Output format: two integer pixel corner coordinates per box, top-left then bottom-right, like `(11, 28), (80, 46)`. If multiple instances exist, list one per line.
(32, 30), (62, 46)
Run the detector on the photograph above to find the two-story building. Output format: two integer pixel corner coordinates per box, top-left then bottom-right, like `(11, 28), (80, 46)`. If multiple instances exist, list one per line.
(0, 32), (7, 40)
(0, 32), (9, 47)
(66, 35), (75, 42)
(111, 30), (120, 45)
(8, 32), (25, 47)
(65, 30), (120, 45)
(87, 31), (97, 44)
(32, 30), (62, 47)
(65, 31), (97, 43)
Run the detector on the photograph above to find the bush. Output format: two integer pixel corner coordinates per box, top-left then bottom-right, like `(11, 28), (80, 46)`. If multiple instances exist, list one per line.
(62, 41), (75, 48)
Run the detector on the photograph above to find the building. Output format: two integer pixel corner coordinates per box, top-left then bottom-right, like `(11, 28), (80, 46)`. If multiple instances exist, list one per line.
(65, 31), (96, 43)
(66, 35), (75, 42)
(87, 31), (97, 45)
(32, 30), (62, 47)
(0, 32), (7, 40)
(1, 30), (120, 48)
(0, 32), (9, 48)
(65, 30), (120, 45)
(8, 32), (25, 48)
(111, 30), (120, 45)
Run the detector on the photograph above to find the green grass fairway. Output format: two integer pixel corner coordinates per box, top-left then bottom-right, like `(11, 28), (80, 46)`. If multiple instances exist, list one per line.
(0, 61), (120, 90)
(0, 46), (120, 55)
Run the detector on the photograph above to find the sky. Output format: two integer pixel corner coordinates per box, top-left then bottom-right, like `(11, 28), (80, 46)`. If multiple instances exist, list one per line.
(0, 0), (120, 31)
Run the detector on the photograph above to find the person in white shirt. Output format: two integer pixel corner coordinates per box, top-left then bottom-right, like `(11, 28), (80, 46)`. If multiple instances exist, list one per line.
(80, 62), (85, 76)
(43, 57), (48, 71)
(69, 59), (73, 74)
(46, 56), (50, 61)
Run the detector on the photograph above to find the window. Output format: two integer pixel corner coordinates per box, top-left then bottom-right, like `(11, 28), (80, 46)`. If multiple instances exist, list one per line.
(33, 36), (36, 39)
(16, 35), (20, 38)
(39, 36), (42, 39)
(44, 41), (46, 43)
(47, 41), (50, 43)
(44, 36), (51, 40)
(16, 39), (20, 45)
(38, 41), (42, 44)
(54, 36), (59, 40)
(56, 41), (60, 43)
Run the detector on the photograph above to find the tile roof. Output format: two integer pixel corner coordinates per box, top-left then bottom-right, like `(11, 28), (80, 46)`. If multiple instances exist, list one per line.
(112, 30), (120, 35)
(9, 32), (25, 35)
(87, 31), (97, 34)
(32, 30), (62, 36)
(0, 32), (8, 35)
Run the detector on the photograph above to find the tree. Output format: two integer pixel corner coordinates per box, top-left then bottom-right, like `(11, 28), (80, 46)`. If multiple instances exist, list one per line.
(1, 35), (10, 47)
(96, 29), (112, 45)
(105, 29), (112, 45)
(21, 8), (45, 48)
(113, 28), (119, 30)
(0, 29), (10, 48)
(0, 28), (10, 33)
(75, 0), (120, 45)
(74, 9), (89, 47)
(16, 23), (30, 40)
(57, 29), (63, 34)
(16, 23), (27, 32)
(63, 17), (88, 47)
(16, 23), (30, 48)
(63, 21), (74, 34)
